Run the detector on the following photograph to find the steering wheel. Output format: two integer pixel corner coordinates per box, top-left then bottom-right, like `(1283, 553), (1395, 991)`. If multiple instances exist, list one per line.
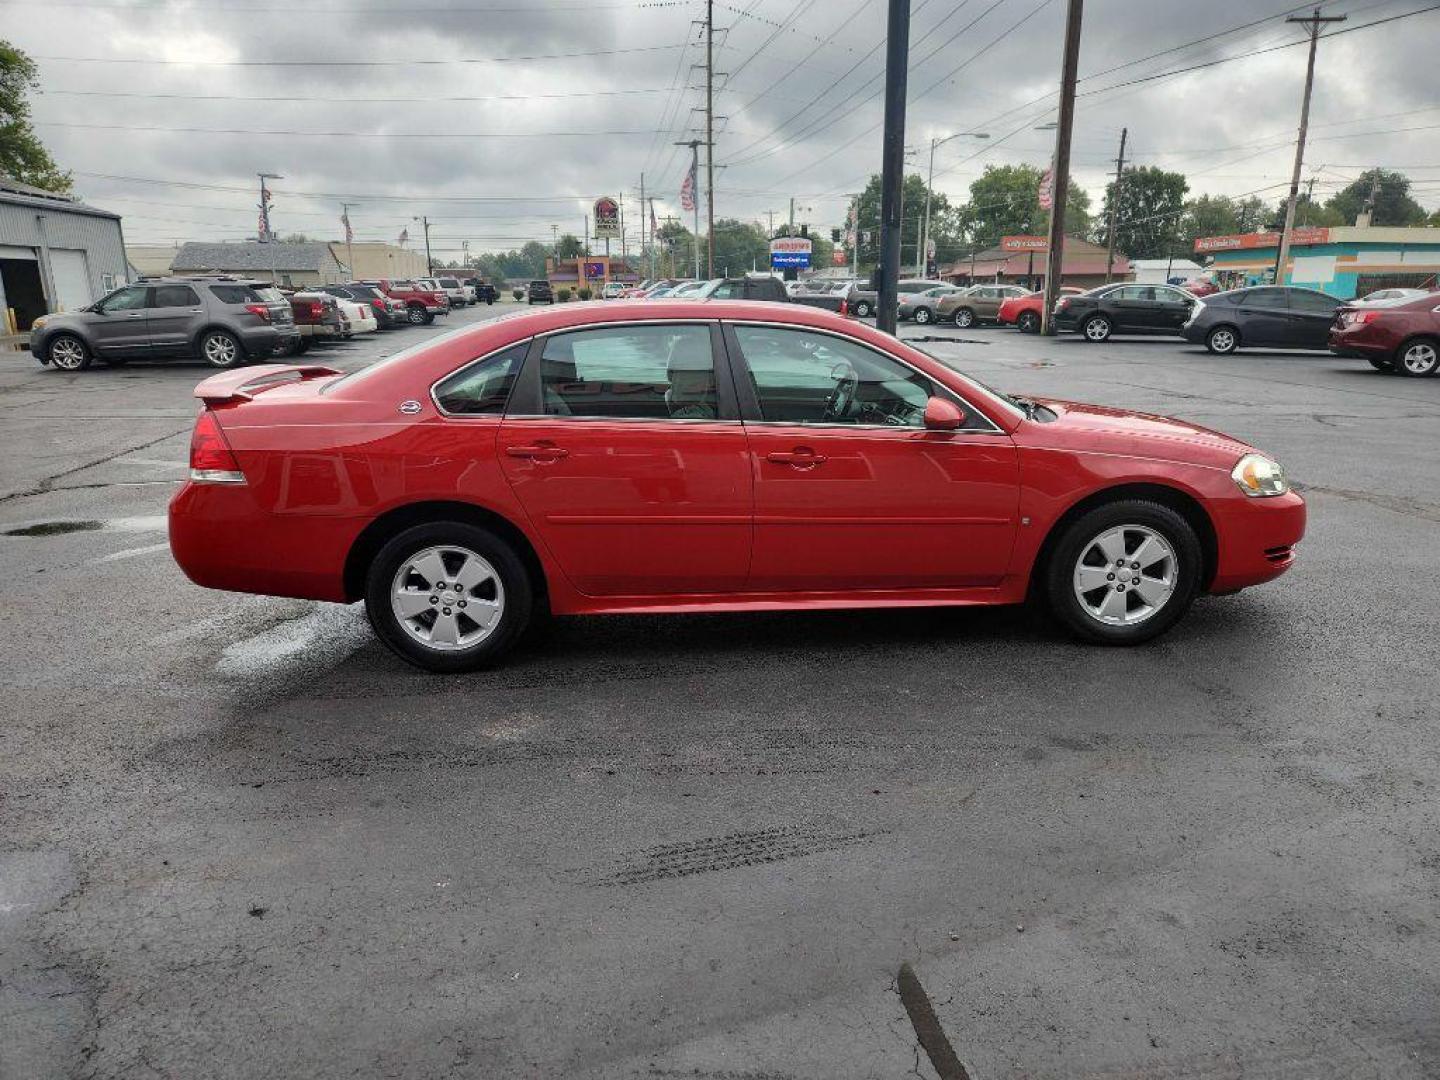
(822, 361), (859, 422)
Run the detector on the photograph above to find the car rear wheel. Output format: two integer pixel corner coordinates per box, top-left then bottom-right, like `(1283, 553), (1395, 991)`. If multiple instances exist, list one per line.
(1045, 500), (1201, 645)
(852, 300), (872, 318)
(365, 522), (533, 672)
(200, 330), (244, 369)
(407, 304), (428, 325)
(47, 334), (91, 371)
(1395, 337), (1439, 377)
(953, 307), (976, 328)
(1017, 311), (1040, 334)
(1082, 315), (1112, 342)
(914, 307), (933, 325)
(1205, 325), (1239, 354)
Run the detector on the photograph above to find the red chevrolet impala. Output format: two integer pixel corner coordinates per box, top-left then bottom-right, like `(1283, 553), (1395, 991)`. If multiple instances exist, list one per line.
(169, 300), (1304, 671)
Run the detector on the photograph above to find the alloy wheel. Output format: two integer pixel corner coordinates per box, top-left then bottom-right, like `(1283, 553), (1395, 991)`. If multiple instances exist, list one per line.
(915, 308), (931, 324)
(408, 307), (426, 324)
(49, 336), (87, 370)
(1072, 524), (1177, 627)
(1208, 328), (1237, 354)
(203, 333), (239, 367)
(1084, 316), (1111, 342)
(1018, 312), (1039, 334)
(1399, 341), (1438, 376)
(390, 545), (505, 651)
(955, 309), (974, 328)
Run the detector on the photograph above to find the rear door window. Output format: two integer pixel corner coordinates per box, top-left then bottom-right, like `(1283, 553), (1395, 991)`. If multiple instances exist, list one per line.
(151, 285), (200, 308)
(1241, 288), (1290, 309)
(1289, 290), (1339, 313)
(538, 324), (718, 420)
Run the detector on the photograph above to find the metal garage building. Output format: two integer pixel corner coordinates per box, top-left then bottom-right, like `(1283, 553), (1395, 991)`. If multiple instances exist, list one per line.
(0, 176), (128, 333)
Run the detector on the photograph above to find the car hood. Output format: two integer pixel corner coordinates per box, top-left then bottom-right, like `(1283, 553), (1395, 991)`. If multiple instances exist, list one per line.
(1030, 398), (1254, 466)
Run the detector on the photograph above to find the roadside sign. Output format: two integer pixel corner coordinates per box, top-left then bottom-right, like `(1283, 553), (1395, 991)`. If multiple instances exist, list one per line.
(1001, 235), (1048, 251)
(832, 250), (847, 266)
(1193, 227), (1329, 252)
(1038, 168), (1054, 211)
(770, 236), (812, 270)
(593, 196), (621, 239)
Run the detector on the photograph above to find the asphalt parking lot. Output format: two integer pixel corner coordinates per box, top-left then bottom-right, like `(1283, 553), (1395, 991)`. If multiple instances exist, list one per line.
(3, 303), (1439, 1080)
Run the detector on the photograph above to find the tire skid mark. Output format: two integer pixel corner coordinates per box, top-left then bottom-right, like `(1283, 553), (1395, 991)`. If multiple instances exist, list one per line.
(582, 822), (887, 886)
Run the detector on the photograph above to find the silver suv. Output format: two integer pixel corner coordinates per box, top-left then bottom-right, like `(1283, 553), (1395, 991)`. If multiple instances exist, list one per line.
(29, 276), (299, 371)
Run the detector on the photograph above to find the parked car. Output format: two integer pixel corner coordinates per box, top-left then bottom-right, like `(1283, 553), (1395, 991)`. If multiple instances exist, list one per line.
(334, 296), (378, 337)
(464, 278), (498, 304)
(435, 276), (472, 307)
(170, 299), (1304, 672)
(373, 279), (449, 324)
(997, 287), (1085, 333)
(789, 280), (855, 314)
(1054, 283), (1200, 341)
(1179, 278), (1220, 297)
(30, 277), (298, 371)
(938, 284), (1034, 328)
(322, 283), (405, 329)
(288, 291), (344, 353)
(1181, 286), (1342, 354)
(694, 276), (789, 302)
(527, 279), (554, 305)
(1354, 287), (1431, 304)
(1328, 291), (1440, 376)
(900, 285), (967, 325)
(844, 278), (948, 319)
(601, 282), (629, 300)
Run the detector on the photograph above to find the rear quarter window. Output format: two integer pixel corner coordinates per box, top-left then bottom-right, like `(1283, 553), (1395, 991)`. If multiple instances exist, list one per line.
(209, 284), (263, 304)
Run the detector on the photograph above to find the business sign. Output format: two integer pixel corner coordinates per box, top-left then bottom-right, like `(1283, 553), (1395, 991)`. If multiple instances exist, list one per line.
(770, 236), (812, 269)
(583, 261), (605, 279)
(1194, 227), (1330, 253)
(1038, 167), (1054, 211)
(832, 250), (847, 266)
(1001, 235), (1048, 251)
(593, 196), (621, 239)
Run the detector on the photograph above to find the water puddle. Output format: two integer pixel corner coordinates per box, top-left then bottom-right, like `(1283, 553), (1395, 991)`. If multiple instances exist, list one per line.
(3, 515), (167, 538)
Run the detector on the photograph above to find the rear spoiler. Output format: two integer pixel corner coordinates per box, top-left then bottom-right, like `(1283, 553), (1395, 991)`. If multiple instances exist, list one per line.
(193, 364), (341, 404)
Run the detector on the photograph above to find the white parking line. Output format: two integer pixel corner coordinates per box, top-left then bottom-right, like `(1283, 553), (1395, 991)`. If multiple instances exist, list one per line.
(93, 541), (170, 564)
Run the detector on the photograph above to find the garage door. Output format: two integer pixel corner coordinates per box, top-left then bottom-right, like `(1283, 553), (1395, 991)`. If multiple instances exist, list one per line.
(50, 249), (93, 312)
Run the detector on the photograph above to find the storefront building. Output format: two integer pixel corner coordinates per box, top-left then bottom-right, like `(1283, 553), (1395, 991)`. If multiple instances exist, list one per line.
(545, 255), (640, 293)
(1196, 227), (1440, 299)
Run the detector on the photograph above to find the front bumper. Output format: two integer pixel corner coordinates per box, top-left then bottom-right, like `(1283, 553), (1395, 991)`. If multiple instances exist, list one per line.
(1208, 490), (1306, 594)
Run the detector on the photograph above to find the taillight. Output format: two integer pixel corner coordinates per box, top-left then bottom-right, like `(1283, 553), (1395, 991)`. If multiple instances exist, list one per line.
(309, 300), (324, 320)
(1344, 310), (1380, 325)
(189, 410), (245, 484)
(371, 299), (384, 311)
(244, 303), (271, 322)
(839, 299), (849, 316)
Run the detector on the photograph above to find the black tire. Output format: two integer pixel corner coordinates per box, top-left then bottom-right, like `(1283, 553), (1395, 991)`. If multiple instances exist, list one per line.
(1205, 325), (1239, 354)
(46, 333), (91, 371)
(1081, 314), (1112, 343)
(200, 329), (245, 369)
(364, 522), (534, 673)
(852, 300), (872, 318)
(1043, 499), (1201, 646)
(953, 307), (976, 329)
(1017, 311), (1041, 334)
(407, 304), (428, 325)
(291, 337), (312, 356)
(1394, 336), (1440, 377)
(914, 307), (933, 325)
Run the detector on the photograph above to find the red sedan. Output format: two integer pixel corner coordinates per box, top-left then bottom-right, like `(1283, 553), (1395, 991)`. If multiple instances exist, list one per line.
(997, 287), (1084, 333)
(1328, 290), (1440, 376)
(170, 300), (1304, 671)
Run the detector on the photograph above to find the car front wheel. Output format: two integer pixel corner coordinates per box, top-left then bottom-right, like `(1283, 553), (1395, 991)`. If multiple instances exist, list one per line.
(1082, 315), (1112, 342)
(1017, 311), (1040, 334)
(1395, 337), (1439, 377)
(914, 307), (932, 325)
(365, 522), (533, 672)
(852, 300), (872, 318)
(1045, 500), (1201, 645)
(47, 333), (91, 371)
(953, 308), (976, 328)
(1205, 326), (1239, 354)
(200, 330), (244, 369)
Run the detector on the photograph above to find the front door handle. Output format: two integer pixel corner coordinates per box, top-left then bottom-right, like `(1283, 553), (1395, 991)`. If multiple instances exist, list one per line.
(127, 312), (145, 318)
(505, 444), (569, 463)
(766, 448), (827, 469)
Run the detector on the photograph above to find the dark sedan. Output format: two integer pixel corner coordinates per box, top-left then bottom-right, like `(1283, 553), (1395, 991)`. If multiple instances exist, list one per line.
(1053, 283), (1198, 342)
(1328, 290), (1440, 376)
(1181, 286), (1342, 354)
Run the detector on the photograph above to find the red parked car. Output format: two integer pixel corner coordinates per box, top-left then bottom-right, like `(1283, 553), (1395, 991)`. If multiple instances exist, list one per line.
(370, 279), (448, 325)
(169, 301), (1304, 672)
(997, 287), (1085, 333)
(1328, 290), (1440, 376)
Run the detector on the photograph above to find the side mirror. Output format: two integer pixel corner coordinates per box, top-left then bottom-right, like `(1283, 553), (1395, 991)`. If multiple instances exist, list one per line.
(923, 397), (964, 431)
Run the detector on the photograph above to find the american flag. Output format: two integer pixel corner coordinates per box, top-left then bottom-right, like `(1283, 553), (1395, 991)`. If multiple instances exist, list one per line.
(680, 160), (696, 212)
(650, 200), (658, 234)
(398, 227), (409, 245)
(342, 211), (353, 243)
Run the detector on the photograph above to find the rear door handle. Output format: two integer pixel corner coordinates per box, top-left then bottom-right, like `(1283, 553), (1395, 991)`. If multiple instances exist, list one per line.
(505, 444), (569, 463)
(766, 448), (827, 468)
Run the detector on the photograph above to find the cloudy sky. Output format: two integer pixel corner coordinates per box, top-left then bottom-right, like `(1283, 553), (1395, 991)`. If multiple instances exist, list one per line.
(8, 0), (1439, 256)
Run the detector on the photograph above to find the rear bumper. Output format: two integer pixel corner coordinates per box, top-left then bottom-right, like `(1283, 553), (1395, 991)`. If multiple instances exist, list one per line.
(1208, 491), (1306, 594)
(239, 326), (301, 354)
(1327, 327), (1391, 357)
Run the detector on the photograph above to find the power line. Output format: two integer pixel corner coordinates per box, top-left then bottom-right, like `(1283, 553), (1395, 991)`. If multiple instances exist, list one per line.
(29, 42), (693, 66)
(38, 87), (675, 105)
(37, 121), (769, 139)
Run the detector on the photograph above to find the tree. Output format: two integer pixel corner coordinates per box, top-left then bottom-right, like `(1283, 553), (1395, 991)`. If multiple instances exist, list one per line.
(1, 40), (70, 192)
(952, 164), (1091, 255)
(1323, 168), (1427, 227)
(1095, 166), (1188, 260)
(554, 233), (583, 258)
(280, 232), (313, 244)
(847, 172), (957, 273)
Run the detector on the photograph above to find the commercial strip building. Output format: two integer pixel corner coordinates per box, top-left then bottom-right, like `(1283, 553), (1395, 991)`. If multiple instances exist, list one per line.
(328, 242), (428, 281)
(128, 240), (425, 284)
(169, 241), (348, 288)
(545, 254), (641, 293)
(1195, 226), (1440, 298)
(1, 176), (128, 333)
(942, 235), (1131, 291)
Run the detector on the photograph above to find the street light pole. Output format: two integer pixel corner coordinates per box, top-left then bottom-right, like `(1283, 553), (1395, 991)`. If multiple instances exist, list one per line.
(876, 0), (912, 335)
(258, 173), (282, 284)
(921, 131), (988, 279)
(1103, 128), (1126, 283)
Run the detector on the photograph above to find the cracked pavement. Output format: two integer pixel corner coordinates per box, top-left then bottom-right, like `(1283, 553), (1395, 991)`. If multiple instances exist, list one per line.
(1, 308), (1438, 1079)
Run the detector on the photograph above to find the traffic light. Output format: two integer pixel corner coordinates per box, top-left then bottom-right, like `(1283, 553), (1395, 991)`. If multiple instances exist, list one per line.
(831, 228), (842, 244)
(799, 224), (809, 238)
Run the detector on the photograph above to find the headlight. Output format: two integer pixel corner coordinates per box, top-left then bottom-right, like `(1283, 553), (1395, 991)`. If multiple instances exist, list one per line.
(32, 316), (48, 330)
(1232, 453), (1289, 497)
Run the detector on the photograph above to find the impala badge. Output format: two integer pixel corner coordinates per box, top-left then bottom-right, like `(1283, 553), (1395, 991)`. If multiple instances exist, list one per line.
(398, 400), (423, 415)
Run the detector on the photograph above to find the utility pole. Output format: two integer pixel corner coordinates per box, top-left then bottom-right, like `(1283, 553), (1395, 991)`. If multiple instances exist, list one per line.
(1274, 8), (1345, 286)
(1040, 0), (1083, 335)
(876, 0), (912, 335)
(1357, 167), (1381, 226)
(413, 216), (433, 275)
(258, 173), (282, 284)
(639, 173), (647, 276)
(648, 198), (658, 279)
(705, 0), (716, 278)
(1103, 127), (1127, 283)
